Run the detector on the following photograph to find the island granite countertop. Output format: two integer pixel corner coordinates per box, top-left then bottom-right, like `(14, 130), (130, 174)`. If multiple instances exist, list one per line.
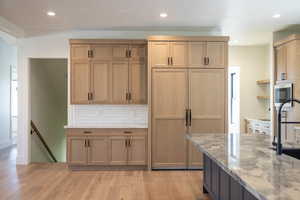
(187, 133), (300, 200)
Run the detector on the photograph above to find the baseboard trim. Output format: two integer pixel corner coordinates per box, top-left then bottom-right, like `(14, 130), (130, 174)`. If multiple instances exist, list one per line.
(69, 165), (147, 171)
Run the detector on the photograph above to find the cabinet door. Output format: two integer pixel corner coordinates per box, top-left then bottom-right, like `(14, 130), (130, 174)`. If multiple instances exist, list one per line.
(188, 140), (203, 169)
(211, 161), (220, 200)
(111, 61), (129, 104)
(188, 42), (206, 68)
(129, 61), (147, 104)
(170, 42), (188, 67)
(230, 177), (243, 200)
(203, 155), (211, 191)
(150, 42), (170, 67)
(130, 45), (146, 62)
(67, 137), (87, 165)
(207, 42), (226, 68)
(275, 45), (287, 81)
(91, 45), (113, 60)
(87, 137), (108, 165)
(109, 136), (128, 165)
(220, 168), (230, 200)
(244, 190), (258, 200)
(112, 45), (129, 60)
(128, 136), (147, 165)
(71, 61), (90, 104)
(152, 69), (188, 168)
(189, 69), (225, 133)
(71, 45), (90, 60)
(90, 61), (111, 104)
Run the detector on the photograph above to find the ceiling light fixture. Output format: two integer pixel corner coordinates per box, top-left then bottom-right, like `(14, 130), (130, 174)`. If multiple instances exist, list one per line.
(47, 11), (56, 16)
(160, 13), (168, 18)
(272, 14), (281, 18)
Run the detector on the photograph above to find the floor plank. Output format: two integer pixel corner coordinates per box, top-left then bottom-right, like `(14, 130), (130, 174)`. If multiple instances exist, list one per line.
(0, 146), (211, 200)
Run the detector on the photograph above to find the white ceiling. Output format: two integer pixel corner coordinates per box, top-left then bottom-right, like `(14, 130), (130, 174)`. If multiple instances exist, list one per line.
(0, 0), (300, 44)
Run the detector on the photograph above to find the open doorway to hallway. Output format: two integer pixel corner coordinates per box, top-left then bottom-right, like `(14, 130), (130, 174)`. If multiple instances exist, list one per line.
(0, 37), (17, 151)
(228, 66), (240, 133)
(30, 58), (67, 163)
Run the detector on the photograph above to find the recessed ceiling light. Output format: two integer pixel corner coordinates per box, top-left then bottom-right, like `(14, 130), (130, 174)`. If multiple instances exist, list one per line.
(160, 13), (168, 18)
(272, 14), (281, 18)
(47, 11), (56, 16)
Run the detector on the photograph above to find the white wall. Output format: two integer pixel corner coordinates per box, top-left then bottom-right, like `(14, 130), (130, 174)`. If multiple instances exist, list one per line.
(30, 59), (67, 162)
(17, 30), (219, 164)
(229, 45), (271, 132)
(0, 38), (17, 149)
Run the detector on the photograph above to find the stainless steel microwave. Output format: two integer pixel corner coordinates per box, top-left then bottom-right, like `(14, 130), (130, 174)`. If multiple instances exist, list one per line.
(274, 80), (293, 109)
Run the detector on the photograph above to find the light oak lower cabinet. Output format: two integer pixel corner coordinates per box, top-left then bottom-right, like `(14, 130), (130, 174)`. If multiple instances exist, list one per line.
(109, 136), (128, 165)
(88, 136), (108, 165)
(68, 137), (87, 165)
(67, 136), (108, 165)
(128, 136), (147, 165)
(67, 129), (147, 168)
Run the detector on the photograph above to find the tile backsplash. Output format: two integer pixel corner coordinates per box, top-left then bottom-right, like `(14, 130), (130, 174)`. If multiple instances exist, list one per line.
(68, 105), (148, 127)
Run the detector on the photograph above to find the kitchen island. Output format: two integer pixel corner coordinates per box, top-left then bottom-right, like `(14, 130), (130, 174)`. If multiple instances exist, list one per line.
(187, 133), (300, 200)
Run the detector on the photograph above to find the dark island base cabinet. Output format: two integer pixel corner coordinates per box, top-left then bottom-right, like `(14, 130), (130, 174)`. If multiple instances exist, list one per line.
(203, 154), (259, 200)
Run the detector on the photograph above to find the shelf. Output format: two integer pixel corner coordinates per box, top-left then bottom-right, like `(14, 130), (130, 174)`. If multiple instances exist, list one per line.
(256, 80), (270, 85)
(257, 96), (270, 100)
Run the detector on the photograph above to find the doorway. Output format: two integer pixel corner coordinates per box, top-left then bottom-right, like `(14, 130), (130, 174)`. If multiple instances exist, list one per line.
(10, 65), (18, 144)
(30, 58), (68, 162)
(228, 66), (240, 133)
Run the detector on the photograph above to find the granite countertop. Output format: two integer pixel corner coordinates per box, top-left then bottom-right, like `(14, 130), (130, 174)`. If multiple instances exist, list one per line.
(187, 133), (300, 200)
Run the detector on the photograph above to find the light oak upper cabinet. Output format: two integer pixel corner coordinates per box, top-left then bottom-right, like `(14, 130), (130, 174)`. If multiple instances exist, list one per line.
(188, 41), (226, 68)
(150, 42), (187, 67)
(70, 40), (147, 105)
(152, 69), (188, 168)
(71, 45), (90, 60)
(170, 42), (188, 67)
(71, 61), (90, 104)
(206, 42), (226, 68)
(111, 61), (129, 104)
(189, 42), (206, 68)
(151, 42), (170, 67)
(90, 61), (111, 104)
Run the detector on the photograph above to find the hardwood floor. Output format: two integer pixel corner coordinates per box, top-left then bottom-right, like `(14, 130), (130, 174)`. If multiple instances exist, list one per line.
(0, 146), (211, 200)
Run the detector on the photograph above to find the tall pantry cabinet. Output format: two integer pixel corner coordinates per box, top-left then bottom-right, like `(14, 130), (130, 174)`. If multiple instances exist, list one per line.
(274, 35), (300, 142)
(148, 36), (229, 169)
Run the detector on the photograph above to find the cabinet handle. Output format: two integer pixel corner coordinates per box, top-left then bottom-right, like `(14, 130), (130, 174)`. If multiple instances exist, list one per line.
(88, 93), (90, 100)
(185, 109), (188, 127)
(87, 139), (90, 147)
(90, 92), (93, 100)
(128, 138), (131, 147)
(125, 49), (128, 58)
(128, 92), (132, 101)
(168, 57), (170, 65)
(189, 109), (192, 126)
(126, 92), (129, 100)
(125, 139), (128, 147)
(84, 139), (87, 147)
(129, 50), (132, 58)
(87, 50), (90, 58)
(124, 131), (132, 134)
(171, 57), (173, 65)
(207, 57), (210, 65)
(90, 50), (93, 58)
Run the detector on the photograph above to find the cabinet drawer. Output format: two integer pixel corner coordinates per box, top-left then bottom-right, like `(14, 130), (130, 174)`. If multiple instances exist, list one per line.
(66, 128), (147, 136)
